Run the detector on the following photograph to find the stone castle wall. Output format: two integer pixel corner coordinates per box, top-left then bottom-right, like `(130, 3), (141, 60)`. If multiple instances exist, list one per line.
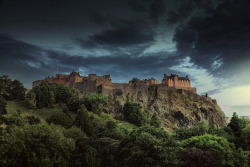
(33, 72), (197, 95)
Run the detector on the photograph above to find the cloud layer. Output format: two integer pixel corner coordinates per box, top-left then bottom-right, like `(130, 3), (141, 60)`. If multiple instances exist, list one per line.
(1, 0), (250, 95)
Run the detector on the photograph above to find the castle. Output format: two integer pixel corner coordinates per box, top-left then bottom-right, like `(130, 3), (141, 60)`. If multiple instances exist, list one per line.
(33, 71), (197, 94)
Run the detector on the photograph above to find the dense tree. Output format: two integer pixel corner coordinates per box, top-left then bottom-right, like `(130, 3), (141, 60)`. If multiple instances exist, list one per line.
(179, 150), (222, 167)
(0, 75), (12, 100)
(9, 79), (26, 100)
(75, 105), (93, 135)
(123, 101), (150, 126)
(47, 112), (73, 129)
(26, 115), (41, 125)
(150, 113), (161, 128)
(228, 112), (246, 137)
(82, 94), (108, 115)
(0, 123), (75, 167)
(181, 134), (248, 167)
(55, 84), (71, 103)
(33, 82), (54, 108)
(25, 91), (36, 109)
(3, 114), (28, 126)
(63, 126), (89, 167)
(118, 126), (180, 167)
(0, 75), (26, 100)
(66, 96), (81, 113)
(0, 95), (7, 115)
(175, 122), (211, 140)
(240, 126), (250, 150)
(26, 82), (80, 109)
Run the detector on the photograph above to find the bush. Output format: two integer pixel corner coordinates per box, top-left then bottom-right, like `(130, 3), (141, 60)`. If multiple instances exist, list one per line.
(25, 91), (36, 109)
(123, 101), (150, 126)
(150, 113), (161, 128)
(26, 116), (41, 125)
(82, 94), (108, 115)
(118, 126), (180, 167)
(181, 134), (248, 167)
(75, 105), (93, 135)
(0, 123), (75, 167)
(0, 95), (7, 115)
(47, 112), (73, 129)
(179, 150), (222, 167)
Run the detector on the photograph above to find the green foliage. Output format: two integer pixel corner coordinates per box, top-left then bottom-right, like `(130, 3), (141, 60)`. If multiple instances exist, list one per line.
(0, 75), (25, 101)
(9, 80), (26, 100)
(66, 96), (81, 113)
(46, 112), (73, 129)
(0, 123), (75, 167)
(129, 77), (141, 83)
(55, 84), (71, 103)
(228, 112), (246, 137)
(123, 101), (150, 126)
(75, 105), (93, 135)
(25, 91), (36, 109)
(175, 122), (210, 140)
(3, 114), (28, 126)
(26, 82), (81, 109)
(179, 150), (222, 167)
(118, 126), (180, 167)
(0, 95), (7, 115)
(241, 126), (250, 150)
(63, 126), (90, 166)
(150, 113), (161, 128)
(89, 137), (120, 167)
(106, 120), (117, 130)
(82, 94), (108, 115)
(32, 82), (55, 108)
(26, 115), (41, 125)
(181, 134), (248, 167)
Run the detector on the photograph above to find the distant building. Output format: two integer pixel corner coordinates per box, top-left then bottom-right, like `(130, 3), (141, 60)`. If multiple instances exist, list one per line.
(162, 74), (196, 93)
(33, 71), (197, 94)
(33, 70), (112, 88)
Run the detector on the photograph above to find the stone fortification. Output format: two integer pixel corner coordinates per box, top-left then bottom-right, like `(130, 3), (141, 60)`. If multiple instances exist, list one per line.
(162, 74), (196, 93)
(33, 72), (195, 94)
(33, 70), (112, 88)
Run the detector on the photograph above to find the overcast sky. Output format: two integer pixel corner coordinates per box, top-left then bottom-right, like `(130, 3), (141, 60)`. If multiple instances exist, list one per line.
(0, 0), (250, 117)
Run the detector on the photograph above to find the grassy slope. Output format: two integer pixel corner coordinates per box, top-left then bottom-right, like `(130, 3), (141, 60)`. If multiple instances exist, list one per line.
(6, 101), (65, 122)
(5, 100), (137, 132)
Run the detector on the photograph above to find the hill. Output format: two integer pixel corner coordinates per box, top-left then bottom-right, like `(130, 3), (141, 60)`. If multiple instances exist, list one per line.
(102, 84), (226, 130)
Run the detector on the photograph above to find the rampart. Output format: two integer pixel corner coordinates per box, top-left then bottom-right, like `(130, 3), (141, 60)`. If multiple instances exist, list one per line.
(32, 71), (197, 95)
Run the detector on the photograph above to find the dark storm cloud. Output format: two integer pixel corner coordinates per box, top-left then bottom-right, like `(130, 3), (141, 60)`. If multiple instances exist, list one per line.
(167, 0), (220, 24)
(75, 25), (154, 49)
(128, 0), (147, 12)
(0, 0), (4, 7)
(173, 0), (250, 81)
(149, 0), (166, 24)
(0, 35), (50, 86)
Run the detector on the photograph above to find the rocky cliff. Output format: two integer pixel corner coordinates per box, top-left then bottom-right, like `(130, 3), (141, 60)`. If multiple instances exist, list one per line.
(99, 83), (226, 130)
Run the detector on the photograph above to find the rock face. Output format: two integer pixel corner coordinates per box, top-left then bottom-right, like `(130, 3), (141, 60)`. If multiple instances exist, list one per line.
(99, 84), (226, 130)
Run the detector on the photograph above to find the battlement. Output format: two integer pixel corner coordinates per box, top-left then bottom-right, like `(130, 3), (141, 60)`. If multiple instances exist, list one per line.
(32, 72), (197, 94)
(32, 70), (111, 88)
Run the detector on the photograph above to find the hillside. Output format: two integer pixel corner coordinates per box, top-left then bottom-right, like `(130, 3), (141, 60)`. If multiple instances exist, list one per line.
(100, 84), (226, 130)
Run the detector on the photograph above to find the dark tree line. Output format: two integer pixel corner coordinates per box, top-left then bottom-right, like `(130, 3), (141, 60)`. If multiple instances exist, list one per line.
(0, 75), (26, 115)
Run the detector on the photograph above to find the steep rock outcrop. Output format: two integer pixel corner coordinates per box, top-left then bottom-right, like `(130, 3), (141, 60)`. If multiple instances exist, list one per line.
(99, 84), (226, 130)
